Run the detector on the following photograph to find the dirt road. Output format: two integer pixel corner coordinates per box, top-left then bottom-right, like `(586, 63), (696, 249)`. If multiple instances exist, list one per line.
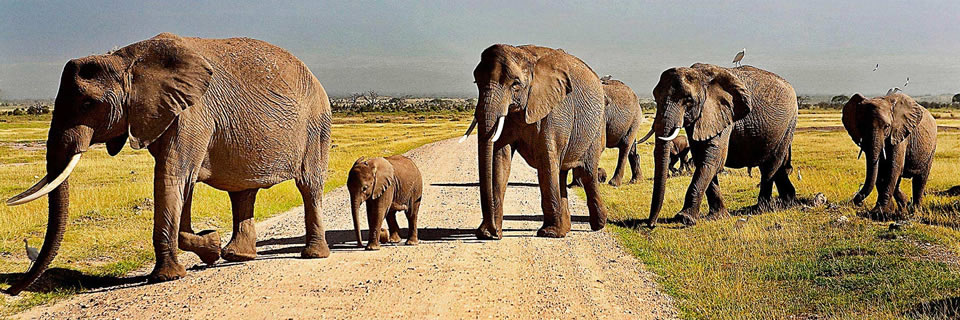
(21, 138), (676, 319)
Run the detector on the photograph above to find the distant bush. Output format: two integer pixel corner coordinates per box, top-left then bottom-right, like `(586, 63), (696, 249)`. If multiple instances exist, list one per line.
(4, 103), (50, 115)
(331, 93), (475, 113)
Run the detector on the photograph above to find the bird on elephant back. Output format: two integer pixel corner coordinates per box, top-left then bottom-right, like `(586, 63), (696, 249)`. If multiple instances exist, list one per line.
(645, 63), (800, 227)
(460, 44), (608, 239)
(842, 92), (937, 220)
(4, 33), (333, 295)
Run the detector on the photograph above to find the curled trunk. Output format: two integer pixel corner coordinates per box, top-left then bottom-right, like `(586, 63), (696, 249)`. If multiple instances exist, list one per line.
(6, 179), (70, 295)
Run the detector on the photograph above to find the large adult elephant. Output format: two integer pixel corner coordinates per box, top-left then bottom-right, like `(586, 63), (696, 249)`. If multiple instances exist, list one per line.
(460, 44), (608, 239)
(5, 33), (332, 294)
(646, 63), (798, 227)
(600, 78), (644, 186)
(842, 93), (936, 218)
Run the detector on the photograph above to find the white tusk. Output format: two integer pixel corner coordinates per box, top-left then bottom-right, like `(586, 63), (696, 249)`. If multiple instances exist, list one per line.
(7, 153), (81, 206)
(491, 116), (505, 142)
(881, 146), (886, 160)
(658, 127), (681, 141)
(458, 117), (478, 143)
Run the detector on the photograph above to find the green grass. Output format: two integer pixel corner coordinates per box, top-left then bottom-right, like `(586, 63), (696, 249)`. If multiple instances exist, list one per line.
(0, 112), (469, 314)
(588, 112), (960, 319)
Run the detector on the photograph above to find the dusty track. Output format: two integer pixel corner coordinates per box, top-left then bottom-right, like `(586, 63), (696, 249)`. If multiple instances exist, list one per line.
(21, 137), (676, 319)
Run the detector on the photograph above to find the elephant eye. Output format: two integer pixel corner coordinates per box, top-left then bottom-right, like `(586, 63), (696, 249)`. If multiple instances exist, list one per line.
(80, 100), (94, 112)
(362, 185), (368, 191)
(512, 79), (522, 90)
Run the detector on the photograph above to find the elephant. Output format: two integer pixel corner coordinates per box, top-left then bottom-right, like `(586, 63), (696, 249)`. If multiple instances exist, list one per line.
(668, 135), (692, 176)
(4, 33), (332, 294)
(459, 44), (608, 239)
(646, 63), (798, 227)
(842, 92), (937, 219)
(567, 167), (607, 188)
(347, 155), (423, 250)
(600, 78), (644, 186)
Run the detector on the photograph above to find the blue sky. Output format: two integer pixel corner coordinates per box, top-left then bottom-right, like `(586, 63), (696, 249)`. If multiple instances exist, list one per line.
(1, 1), (958, 98)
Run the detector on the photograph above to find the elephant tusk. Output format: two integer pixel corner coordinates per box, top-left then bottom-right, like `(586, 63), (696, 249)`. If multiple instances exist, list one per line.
(881, 146), (886, 160)
(491, 116), (505, 142)
(658, 127), (681, 141)
(458, 117), (479, 143)
(7, 153), (81, 206)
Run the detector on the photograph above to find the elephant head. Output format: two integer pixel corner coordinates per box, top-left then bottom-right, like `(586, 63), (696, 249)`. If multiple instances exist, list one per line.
(346, 157), (394, 247)
(460, 45), (578, 236)
(4, 33), (212, 295)
(646, 64), (751, 226)
(842, 93), (925, 205)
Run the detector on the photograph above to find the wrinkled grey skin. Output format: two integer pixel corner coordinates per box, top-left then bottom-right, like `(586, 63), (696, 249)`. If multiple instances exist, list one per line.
(600, 79), (644, 186)
(842, 93), (937, 219)
(646, 63), (798, 227)
(347, 155), (423, 250)
(471, 44), (608, 239)
(4, 33), (332, 294)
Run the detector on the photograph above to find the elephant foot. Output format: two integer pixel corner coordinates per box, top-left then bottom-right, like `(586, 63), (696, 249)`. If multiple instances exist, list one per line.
(667, 213), (697, 227)
(365, 243), (381, 251)
(536, 225), (569, 238)
(851, 193), (866, 207)
(149, 263), (186, 283)
(301, 242), (331, 258)
(192, 230), (222, 265)
(475, 223), (502, 240)
(405, 238), (419, 246)
(589, 210), (607, 231)
(221, 234), (257, 262)
(627, 178), (641, 184)
(387, 233), (402, 244)
(607, 179), (622, 187)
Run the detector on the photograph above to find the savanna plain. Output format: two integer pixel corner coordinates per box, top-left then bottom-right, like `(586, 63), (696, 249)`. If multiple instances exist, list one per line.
(1, 109), (959, 319)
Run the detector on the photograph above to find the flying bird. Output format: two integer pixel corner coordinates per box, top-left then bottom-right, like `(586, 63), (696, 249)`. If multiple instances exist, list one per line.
(600, 75), (612, 83)
(903, 77), (910, 87)
(872, 64), (879, 71)
(24, 239), (39, 264)
(886, 87), (902, 95)
(732, 48), (745, 66)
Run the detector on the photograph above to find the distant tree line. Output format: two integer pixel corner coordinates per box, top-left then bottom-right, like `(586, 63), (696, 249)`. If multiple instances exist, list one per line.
(4, 102), (51, 115)
(331, 91), (476, 113)
(797, 94), (960, 110)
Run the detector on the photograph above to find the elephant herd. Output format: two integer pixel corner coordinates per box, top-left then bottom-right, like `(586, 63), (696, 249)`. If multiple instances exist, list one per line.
(2, 34), (943, 295)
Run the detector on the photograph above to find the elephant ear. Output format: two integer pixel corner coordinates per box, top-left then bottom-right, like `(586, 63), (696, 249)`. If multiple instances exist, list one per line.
(842, 93), (865, 145)
(691, 67), (751, 141)
(370, 158), (395, 199)
(889, 94), (925, 145)
(525, 54), (572, 124)
(123, 36), (213, 149)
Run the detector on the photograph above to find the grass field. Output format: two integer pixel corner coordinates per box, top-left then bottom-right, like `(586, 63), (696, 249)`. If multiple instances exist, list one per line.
(0, 112), (469, 314)
(589, 112), (960, 319)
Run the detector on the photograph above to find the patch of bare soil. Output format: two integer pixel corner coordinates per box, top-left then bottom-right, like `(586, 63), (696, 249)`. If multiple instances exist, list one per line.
(19, 138), (676, 319)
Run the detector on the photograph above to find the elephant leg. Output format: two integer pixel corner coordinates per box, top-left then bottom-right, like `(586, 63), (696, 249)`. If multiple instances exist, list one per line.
(774, 166), (797, 205)
(221, 189), (259, 262)
(757, 165), (775, 208)
(385, 209), (402, 243)
(177, 181), (221, 265)
(894, 177), (908, 211)
(149, 174), (189, 282)
(668, 155), (679, 176)
(703, 176), (728, 220)
(405, 199), (421, 245)
(673, 134), (729, 226)
(365, 195), (392, 250)
(872, 156), (903, 219)
(628, 143), (642, 183)
(910, 172), (929, 215)
(575, 166), (608, 231)
(608, 144), (629, 187)
(478, 144), (513, 239)
(536, 157), (569, 238)
(297, 179), (331, 258)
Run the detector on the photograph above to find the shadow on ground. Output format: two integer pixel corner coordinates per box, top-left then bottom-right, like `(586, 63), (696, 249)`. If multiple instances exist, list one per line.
(905, 296), (959, 319)
(0, 269), (149, 295)
(431, 182), (540, 188)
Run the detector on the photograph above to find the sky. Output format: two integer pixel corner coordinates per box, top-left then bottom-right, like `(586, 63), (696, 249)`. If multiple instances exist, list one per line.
(1, 1), (958, 99)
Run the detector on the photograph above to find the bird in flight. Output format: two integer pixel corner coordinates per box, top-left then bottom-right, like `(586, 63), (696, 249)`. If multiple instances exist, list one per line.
(24, 239), (39, 266)
(904, 77), (910, 87)
(732, 48), (745, 66)
(872, 64), (879, 71)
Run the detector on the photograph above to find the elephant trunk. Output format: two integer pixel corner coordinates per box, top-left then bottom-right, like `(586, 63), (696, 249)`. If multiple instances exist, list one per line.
(5, 131), (87, 295)
(855, 136), (884, 203)
(350, 196), (364, 247)
(477, 86), (507, 238)
(647, 103), (683, 227)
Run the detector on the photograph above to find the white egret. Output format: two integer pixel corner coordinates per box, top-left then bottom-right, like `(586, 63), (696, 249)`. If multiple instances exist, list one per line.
(886, 87), (901, 95)
(732, 48), (745, 66)
(903, 77), (910, 87)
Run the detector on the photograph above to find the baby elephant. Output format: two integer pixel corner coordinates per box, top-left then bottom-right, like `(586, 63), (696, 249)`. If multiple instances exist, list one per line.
(843, 93), (937, 219)
(669, 135), (692, 177)
(347, 155), (423, 250)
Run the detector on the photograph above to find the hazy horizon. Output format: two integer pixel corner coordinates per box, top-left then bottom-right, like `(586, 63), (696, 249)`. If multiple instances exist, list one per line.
(1, 1), (958, 99)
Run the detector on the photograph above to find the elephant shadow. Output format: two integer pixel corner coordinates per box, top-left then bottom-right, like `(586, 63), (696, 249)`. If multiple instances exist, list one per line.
(905, 296), (959, 319)
(0, 268), (149, 295)
(430, 182), (541, 188)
